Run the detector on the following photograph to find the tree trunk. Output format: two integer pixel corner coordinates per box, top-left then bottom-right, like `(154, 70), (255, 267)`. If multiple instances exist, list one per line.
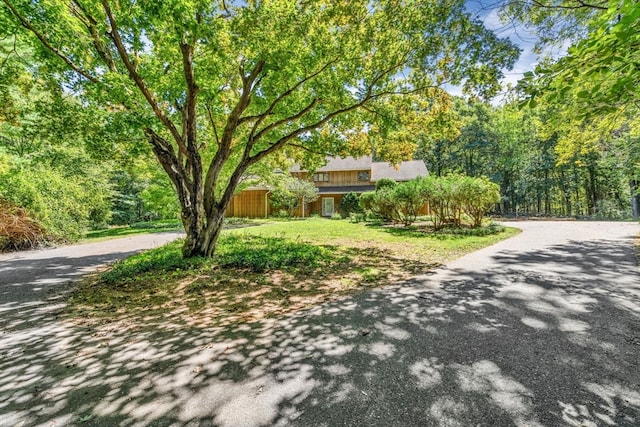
(181, 205), (226, 258)
(587, 163), (598, 215)
(631, 179), (639, 220)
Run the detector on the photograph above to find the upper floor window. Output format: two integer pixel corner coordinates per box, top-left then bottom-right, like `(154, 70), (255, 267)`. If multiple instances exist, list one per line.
(357, 171), (370, 181)
(313, 172), (329, 182)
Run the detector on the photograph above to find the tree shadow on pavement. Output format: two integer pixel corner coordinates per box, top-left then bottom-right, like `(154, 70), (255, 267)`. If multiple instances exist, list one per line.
(1, 235), (639, 426)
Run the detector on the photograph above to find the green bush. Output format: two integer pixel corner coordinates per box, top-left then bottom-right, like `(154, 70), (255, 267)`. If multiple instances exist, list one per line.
(361, 174), (501, 229)
(0, 159), (112, 240)
(391, 180), (424, 226)
(359, 189), (397, 222)
(100, 239), (203, 284)
(375, 178), (397, 191)
(422, 174), (500, 229)
(339, 192), (363, 218)
(459, 176), (500, 227)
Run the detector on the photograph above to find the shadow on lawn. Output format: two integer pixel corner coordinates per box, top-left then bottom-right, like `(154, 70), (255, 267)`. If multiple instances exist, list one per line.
(1, 233), (639, 426)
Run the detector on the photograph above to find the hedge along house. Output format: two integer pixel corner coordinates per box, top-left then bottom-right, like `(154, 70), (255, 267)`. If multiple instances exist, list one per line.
(225, 156), (429, 218)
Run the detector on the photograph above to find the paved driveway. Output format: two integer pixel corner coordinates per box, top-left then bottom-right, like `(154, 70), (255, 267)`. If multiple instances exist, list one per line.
(1, 222), (639, 426)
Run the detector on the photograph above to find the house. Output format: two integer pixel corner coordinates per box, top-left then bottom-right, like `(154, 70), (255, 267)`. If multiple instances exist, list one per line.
(225, 155), (429, 218)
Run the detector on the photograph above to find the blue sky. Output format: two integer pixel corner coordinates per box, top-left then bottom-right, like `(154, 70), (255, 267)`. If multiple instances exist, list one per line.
(446, 0), (569, 102)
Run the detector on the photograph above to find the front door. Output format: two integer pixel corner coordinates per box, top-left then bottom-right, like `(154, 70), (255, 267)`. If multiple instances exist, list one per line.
(322, 197), (334, 217)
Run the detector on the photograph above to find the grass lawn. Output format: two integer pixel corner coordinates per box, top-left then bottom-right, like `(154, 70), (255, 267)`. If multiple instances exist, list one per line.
(82, 219), (183, 242)
(68, 218), (519, 328)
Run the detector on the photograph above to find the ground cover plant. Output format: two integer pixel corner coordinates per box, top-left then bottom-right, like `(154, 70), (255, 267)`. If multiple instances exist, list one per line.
(67, 218), (519, 327)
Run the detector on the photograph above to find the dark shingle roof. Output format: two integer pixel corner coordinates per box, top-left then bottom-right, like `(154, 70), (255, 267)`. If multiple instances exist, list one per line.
(371, 160), (428, 182)
(291, 156), (372, 172)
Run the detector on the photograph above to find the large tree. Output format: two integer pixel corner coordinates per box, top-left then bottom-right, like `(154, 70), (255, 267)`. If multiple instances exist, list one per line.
(1, 0), (518, 257)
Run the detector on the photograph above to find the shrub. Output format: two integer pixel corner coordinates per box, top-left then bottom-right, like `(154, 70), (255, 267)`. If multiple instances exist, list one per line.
(359, 190), (397, 222)
(0, 163), (112, 240)
(375, 178), (397, 191)
(362, 174), (501, 229)
(592, 199), (630, 220)
(215, 234), (331, 272)
(459, 176), (500, 227)
(339, 192), (363, 218)
(331, 212), (342, 220)
(391, 180), (424, 226)
(349, 212), (366, 223)
(270, 177), (319, 217)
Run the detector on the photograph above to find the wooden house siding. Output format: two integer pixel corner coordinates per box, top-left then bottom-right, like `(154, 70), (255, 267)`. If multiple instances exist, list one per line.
(226, 189), (269, 218)
(292, 170), (371, 187)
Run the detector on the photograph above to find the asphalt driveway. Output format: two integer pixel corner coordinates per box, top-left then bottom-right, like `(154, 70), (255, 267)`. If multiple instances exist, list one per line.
(0, 221), (638, 426)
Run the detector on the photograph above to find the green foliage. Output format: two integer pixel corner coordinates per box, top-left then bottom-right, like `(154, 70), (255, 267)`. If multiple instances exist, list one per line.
(0, 153), (112, 239)
(270, 177), (319, 217)
(339, 192), (363, 218)
(99, 239), (204, 284)
(362, 175), (500, 228)
(330, 212), (342, 220)
(215, 234), (332, 273)
(432, 223), (506, 236)
(359, 190), (397, 223)
(458, 176), (501, 227)
(110, 160), (180, 225)
(391, 180), (425, 226)
(375, 178), (398, 192)
(515, 0), (639, 118)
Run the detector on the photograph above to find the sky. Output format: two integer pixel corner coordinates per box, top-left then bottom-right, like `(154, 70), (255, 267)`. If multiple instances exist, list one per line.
(446, 0), (569, 103)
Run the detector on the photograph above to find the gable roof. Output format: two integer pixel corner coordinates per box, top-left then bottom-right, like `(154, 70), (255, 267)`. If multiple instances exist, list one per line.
(290, 155), (373, 172)
(371, 160), (428, 182)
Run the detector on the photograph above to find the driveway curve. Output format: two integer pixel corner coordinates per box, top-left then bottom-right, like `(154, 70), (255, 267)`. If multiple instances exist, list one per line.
(1, 221), (638, 426)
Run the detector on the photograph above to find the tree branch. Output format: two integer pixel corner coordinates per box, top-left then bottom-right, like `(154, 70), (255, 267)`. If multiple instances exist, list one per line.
(179, 39), (202, 203)
(247, 60), (416, 165)
(250, 98), (322, 145)
(71, 0), (117, 72)
(180, 40), (201, 163)
(530, 0), (607, 11)
(2, 0), (99, 83)
(203, 59), (265, 214)
(205, 103), (221, 147)
(145, 128), (191, 208)
(248, 59), (338, 142)
(101, 0), (185, 147)
(248, 98), (371, 166)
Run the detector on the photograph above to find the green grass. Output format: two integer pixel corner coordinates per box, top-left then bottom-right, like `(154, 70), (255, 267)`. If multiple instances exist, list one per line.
(83, 217), (259, 242)
(68, 217), (520, 327)
(228, 218), (516, 263)
(83, 219), (182, 241)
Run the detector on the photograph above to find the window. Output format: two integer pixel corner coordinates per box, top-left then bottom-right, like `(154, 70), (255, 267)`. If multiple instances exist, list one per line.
(357, 171), (370, 181)
(312, 172), (329, 182)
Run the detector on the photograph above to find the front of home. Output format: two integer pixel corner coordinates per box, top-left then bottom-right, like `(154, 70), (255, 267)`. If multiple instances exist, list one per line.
(226, 156), (429, 218)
